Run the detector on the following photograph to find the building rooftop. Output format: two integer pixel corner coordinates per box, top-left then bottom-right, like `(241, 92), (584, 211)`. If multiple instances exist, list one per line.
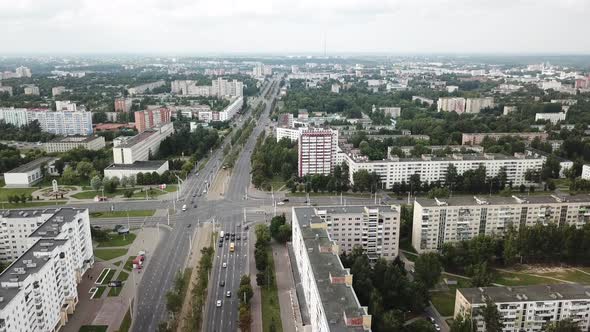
(5, 157), (58, 174)
(115, 129), (158, 148)
(458, 284), (590, 305)
(48, 135), (102, 143)
(294, 206), (372, 331)
(415, 194), (590, 208)
(0, 238), (69, 310)
(104, 160), (168, 170)
(344, 151), (544, 164)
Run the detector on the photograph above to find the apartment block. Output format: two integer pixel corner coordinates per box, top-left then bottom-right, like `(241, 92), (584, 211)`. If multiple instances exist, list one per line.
(44, 136), (106, 153)
(134, 108), (171, 133)
(276, 127), (306, 142)
(52, 86), (66, 97)
(0, 85), (13, 96)
(27, 109), (93, 136)
(127, 80), (166, 96)
(437, 97), (466, 113)
(219, 97), (243, 121)
(462, 132), (549, 146)
(344, 152), (543, 190)
(55, 100), (77, 112)
(292, 207), (372, 331)
(298, 128), (339, 177)
(465, 97), (495, 113)
(412, 195), (590, 253)
(114, 98), (133, 112)
(455, 284), (590, 332)
(0, 208), (94, 332)
(535, 112), (566, 124)
(171, 78), (243, 97)
(24, 85), (40, 96)
(0, 108), (28, 127)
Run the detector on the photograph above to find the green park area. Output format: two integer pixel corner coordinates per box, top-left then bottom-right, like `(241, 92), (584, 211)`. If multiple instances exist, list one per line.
(94, 249), (128, 261)
(79, 325), (108, 332)
(96, 233), (137, 247)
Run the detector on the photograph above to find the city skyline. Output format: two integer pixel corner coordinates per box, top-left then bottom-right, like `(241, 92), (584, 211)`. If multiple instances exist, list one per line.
(1, 0), (590, 54)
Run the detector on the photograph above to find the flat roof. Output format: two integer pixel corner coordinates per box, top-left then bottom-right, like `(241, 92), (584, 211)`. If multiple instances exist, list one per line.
(415, 194), (590, 208)
(294, 206), (377, 331)
(48, 135), (102, 143)
(104, 160), (168, 170)
(116, 130), (157, 148)
(5, 157), (58, 174)
(459, 284), (590, 305)
(345, 152), (543, 164)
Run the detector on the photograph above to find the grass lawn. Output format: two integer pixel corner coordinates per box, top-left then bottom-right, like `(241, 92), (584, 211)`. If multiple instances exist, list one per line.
(493, 270), (561, 286)
(101, 270), (116, 285)
(117, 271), (130, 282)
(123, 256), (134, 272)
(130, 188), (167, 199)
(269, 175), (286, 190)
(94, 249), (128, 261)
(79, 325), (108, 332)
(117, 305), (132, 332)
(72, 187), (143, 199)
(162, 185), (178, 193)
(90, 210), (155, 218)
(0, 187), (36, 201)
(431, 291), (456, 317)
(96, 233), (137, 247)
(534, 269), (590, 284)
(262, 247), (283, 332)
(108, 285), (124, 297)
(286, 191), (373, 198)
(113, 261), (122, 266)
(93, 286), (106, 299)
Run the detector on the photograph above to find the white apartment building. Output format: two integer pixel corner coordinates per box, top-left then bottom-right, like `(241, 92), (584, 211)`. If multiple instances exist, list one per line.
(219, 97), (243, 121)
(112, 122), (173, 164)
(297, 205), (401, 260)
(465, 97), (495, 113)
(3, 157), (59, 188)
(412, 96), (434, 106)
(55, 100), (77, 112)
(344, 152), (544, 190)
(298, 128), (339, 177)
(52, 86), (66, 96)
(171, 79), (243, 97)
(291, 207), (372, 332)
(44, 136), (106, 153)
(127, 80), (166, 96)
(15, 66), (32, 78)
(0, 108), (28, 127)
(0, 208), (94, 332)
(104, 160), (169, 180)
(276, 127), (307, 142)
(582, 165), (590, 180)
(27, 109), (93, 136)
(455, 284), (590, 332)
(437, 97), (466, 113)
(24, 86), (40, 96)
(0, 85), (13, 96)
(412, 195), (590, 253)
(535, 112), (566, 124)
(372, 105), (401, 118)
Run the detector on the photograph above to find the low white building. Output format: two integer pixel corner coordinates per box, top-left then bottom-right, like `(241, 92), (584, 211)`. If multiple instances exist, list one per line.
(275, 127), (306, 142)
(0, 208), (94, 331)
(455, 284), (590, 332)
(103, 160), (169, 180)
(44, 136), (106, 153)
(112, 123), (173, 164)
(219, 97), (243, 121)
(3, 157), (59, 188)
(582, 165), (590, 180)
(413, 195), (590, 253)
(291, 207), (372, 332)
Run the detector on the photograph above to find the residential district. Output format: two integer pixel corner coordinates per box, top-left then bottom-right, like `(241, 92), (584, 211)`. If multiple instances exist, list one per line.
(0, 55), (590, 332)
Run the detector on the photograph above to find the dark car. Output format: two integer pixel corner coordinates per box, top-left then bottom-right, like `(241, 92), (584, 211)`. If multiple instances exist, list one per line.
(187, 224), (192, 228)
(237, 235), (241, 240)
(219, 280), (225, 287)
(282, 198), (289, 202)
(218, 242), (223, 247)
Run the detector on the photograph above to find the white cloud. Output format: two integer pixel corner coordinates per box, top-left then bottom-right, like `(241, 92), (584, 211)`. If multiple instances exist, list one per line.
(0, 0), (588, 53)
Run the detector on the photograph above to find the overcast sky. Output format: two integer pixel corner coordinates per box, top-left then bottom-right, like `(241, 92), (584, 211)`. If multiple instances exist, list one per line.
(1, 0), (589, 54)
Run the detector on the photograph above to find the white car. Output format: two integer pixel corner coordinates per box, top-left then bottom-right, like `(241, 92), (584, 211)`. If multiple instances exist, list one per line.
(222, 262), (227, 268)
(216, 300), (222, 307)
(277, 202), (285, 206)
(434, 324), (441, 331)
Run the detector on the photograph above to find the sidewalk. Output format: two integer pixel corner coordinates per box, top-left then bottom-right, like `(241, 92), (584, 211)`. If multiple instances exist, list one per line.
(249, 226), (263, 332)
(272, 242), (302, 332)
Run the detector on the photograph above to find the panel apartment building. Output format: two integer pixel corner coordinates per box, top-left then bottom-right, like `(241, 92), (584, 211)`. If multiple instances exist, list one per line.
(343, 152), (544, 190)
(134, 108), (172, 133)
(292, 207), (372, 331)
(298, 128), (339, 177)
(412, 195), (590, 253)
(455, 284), (590, 332)
(44, 136), (106, 153)
(0, 208), (94, 332)
(171, 78), (243, 97)
(0, 107), (93, 136)
(293, 205), (401, 261)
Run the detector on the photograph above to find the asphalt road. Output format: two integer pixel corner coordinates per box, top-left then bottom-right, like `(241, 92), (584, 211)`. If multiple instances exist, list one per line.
(131, 78), (279, 332)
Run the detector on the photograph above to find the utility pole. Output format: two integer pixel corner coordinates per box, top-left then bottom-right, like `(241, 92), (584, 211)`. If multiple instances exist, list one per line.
(167, 209), (170, 226)
(127, 209), (130, 230)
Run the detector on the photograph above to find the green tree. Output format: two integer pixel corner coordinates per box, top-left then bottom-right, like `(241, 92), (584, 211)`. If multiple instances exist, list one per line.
(61, 167), (79, 185)
(544, 318), (582, 332)
(480, 299), (504, 332)
(414, 252), (442, 289)
(411, 319), (436, 332)
(90, 175), (102, 192)
(76, 161), (94, 180)
(450, 314), (476, 332)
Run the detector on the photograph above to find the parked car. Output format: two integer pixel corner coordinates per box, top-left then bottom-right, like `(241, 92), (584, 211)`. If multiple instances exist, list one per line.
(282, 198), (289, 202)
(109, 280), (122, 287)
(222, 262), (227, 268)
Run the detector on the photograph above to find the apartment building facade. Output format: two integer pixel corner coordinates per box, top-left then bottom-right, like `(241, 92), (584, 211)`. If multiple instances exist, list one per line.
(344, 153), (544, 190)
(127, 80), (166, 96)
(113, 122), (173, 164)
(455, 284), (590, 332)
(298, 128), (339, 177)
(134, 108), (172, 133)
(0, 108), (28, 127)
(462, 132), (549, 146)
(0, 208), (94, 332)
(114, 98), (133, 112)
(44, 136), (106, 153)
(291, 207), (372, 331)
(27, 109), (93, 136)
(412, 195), (590, 253)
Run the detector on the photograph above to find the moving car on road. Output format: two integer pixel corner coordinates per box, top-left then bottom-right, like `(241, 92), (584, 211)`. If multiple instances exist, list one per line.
(182, 204), (187, 211)
(216, 300), (222, 307)
(229, 242), (235, 252)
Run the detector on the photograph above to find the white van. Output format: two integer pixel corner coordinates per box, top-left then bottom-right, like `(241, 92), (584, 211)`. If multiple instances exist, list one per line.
(182, 204), (187, 211)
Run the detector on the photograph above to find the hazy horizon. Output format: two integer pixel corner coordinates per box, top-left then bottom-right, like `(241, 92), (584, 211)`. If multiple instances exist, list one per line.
(2, 0), (590, 54)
